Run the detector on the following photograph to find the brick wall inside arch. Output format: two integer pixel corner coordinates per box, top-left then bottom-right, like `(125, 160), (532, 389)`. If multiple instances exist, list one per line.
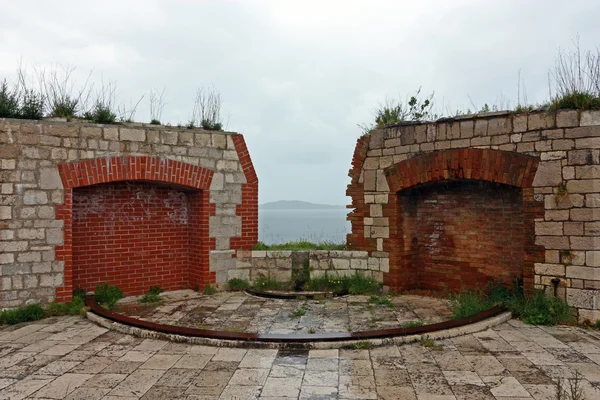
(72, 181), (203, 296)
(399, 180), (525, 292)
(56, 156), (215, 300)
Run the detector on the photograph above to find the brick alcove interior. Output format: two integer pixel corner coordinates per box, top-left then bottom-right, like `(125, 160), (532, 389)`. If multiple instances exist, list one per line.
(72, 181), (205, 296)
(55, 156), (215, 301)
(398, 180), (525, 292)
(379, 148), (545, 294)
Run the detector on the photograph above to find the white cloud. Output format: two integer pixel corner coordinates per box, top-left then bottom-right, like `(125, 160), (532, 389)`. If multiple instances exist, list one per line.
(1, 0), (599, 204)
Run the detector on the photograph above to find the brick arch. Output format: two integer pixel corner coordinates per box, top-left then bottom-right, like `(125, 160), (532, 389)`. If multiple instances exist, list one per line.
(384, 148), (539, 192)
(55, 156), (215, 301)
(381, 149), (544, 294)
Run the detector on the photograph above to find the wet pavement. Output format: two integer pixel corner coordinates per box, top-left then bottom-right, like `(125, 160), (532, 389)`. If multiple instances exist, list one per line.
(1, 313), (600, 398)
(112, 290), (453, 334)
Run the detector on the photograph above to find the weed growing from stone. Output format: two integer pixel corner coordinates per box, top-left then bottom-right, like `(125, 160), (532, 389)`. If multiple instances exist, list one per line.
(401, 320), (425, 328)
(94, 282), (123, 309)
(0, 289), (88, 325)
(368, 295), (394, 308)
(139, 286), (163, 303)
(449, 280), (574, 325)
(289, 307), (307, 318)
(202, 285), (217, 295)
(419, 336), (443, 351)
(227, 278), (250, 292)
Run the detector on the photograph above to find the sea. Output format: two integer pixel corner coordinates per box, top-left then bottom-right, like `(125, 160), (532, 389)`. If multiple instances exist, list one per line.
(259, 208), (351, 245)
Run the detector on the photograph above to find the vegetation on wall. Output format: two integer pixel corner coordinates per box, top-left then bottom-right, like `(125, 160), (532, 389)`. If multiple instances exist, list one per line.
(360, 37), (600, 133)
(0, 63), (227, 129)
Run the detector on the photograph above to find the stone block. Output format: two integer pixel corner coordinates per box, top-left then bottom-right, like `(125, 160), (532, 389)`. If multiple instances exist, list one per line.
(576, 166), (600, 179)
(570, 208), (599, 221)
(120, 128), (145, 142)
(532, 161), (562, 187)
(0, 206), (11, 220)
(576, 137), (600, 149)
(566, 288), (597, 309)
(40, 168), (63, 190)
(369, 130), (384, 149)
(566, 179), (600, 194)
(535, 221), (562, 236)
(376, 170), (389, 192)
(460, 121), (474, 138)
(587, 251), (600, 267)
(566, 126), (600, 139)
(566, 266), (600, 280)
(578, 309), (600, 324)
(528, 113), (555, 130)
(571, 236), (600, 250)
(535, 263), (565, 276)
(535, 236), (569, 249)
(556, 110), (579, 128)
(332, 259), (350, 270)
(586, 194), (600, 207)
(23, 190), (48, 205)
(350, 259), (367, 270)
(162, 131), (178, 145)
(580, 111), (600, 126)
(564, 222), (584, 236)
(46, 228), (64, 245)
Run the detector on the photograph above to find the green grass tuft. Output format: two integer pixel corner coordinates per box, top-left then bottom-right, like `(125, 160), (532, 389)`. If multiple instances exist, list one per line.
(368, 295), (394, 308)
(139, 286), (163, 303)
(227, 278), (250, 292)
(202, 285), (217, 295)
(289, 307), (307, 318)
(0, 304), (45, 325)
(94, 282), (123, 309)
(401, 320), (425, 328)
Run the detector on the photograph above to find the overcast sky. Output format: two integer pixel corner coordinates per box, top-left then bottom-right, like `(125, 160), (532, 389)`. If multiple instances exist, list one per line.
(1, 0), (599, 205)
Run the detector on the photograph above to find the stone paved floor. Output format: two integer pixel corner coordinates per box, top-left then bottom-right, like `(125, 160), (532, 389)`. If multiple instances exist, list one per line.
(113, 290), (453, 334)
(1, 316), (600, 399)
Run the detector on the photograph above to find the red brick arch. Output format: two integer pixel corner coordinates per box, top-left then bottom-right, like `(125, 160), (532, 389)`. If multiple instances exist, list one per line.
(55, 156), (215, 301)
(381, 149), (544, 294)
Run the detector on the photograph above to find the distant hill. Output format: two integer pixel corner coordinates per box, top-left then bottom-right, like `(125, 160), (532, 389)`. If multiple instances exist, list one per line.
(260, 200), (345, 210)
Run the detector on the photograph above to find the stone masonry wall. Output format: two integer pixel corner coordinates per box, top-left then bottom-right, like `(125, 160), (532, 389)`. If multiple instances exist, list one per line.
(234, 250), (388, 283)
(347, 110), (600, 322)
(0, 118), (258, 307)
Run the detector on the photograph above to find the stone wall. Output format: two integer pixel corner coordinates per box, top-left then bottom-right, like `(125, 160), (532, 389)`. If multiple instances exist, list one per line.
(234, 250), (388, 282)
(0, 118), (258, 307)
(346, 110), (600, 322)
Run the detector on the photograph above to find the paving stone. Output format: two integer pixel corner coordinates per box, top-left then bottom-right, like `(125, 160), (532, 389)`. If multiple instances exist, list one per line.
(185, 370), (233, 396)
(338, 375), (377, 399)
(220, 384), (261, 399)
(229, 368), (269, 386)
(31, 373), (93, 399)
(261, 376), (302, 398)
(442, 371), (485, 386)
(486, 376), (531, 397)
(63, 386), (111, 400)
(140, 354), (182, 370)
(82, 373), (127, 389)
(108, 368), (165, 397)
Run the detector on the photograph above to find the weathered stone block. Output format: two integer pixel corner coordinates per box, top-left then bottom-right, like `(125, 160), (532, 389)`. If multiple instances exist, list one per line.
(535, 236), (569, 249)
(580, 111), (600, 126)
(557, 110), (579, 128)
(119, 128), (145, 142)
(532, 161), (562, 187)
(528, 113), (555, 130)
(566, 179), (600, 194)
(535, 263), (565, 276)
(566, 288), (597, 309)
(535, 221), (563, 236)
(571, 236), (600, 250)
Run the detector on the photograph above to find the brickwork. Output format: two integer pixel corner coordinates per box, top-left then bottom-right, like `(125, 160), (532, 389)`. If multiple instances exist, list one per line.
(72, 182), (193, 296)
(347, 110), (600, 321)
(0, 119), (257, 307)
